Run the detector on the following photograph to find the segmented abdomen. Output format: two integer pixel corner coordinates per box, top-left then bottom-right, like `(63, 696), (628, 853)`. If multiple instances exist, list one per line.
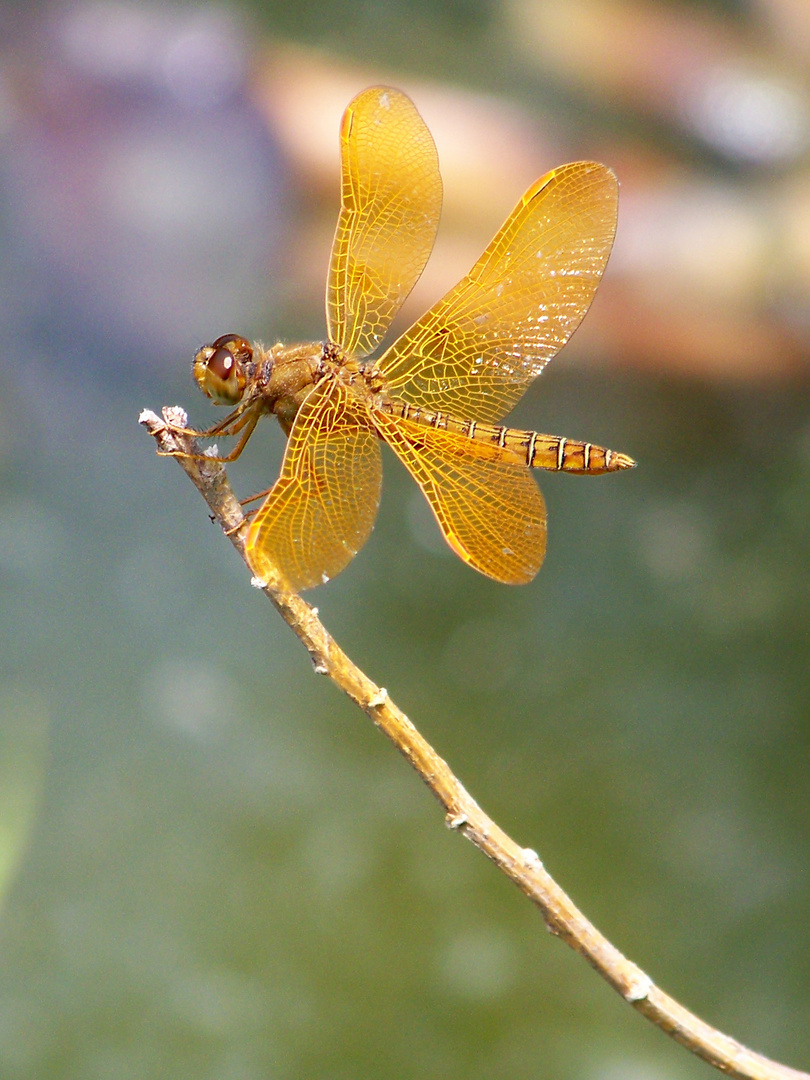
(381, 400), (635, 474)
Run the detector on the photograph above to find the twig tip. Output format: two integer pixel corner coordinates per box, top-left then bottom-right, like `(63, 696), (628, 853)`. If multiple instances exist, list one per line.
(163, 405), (188, 428)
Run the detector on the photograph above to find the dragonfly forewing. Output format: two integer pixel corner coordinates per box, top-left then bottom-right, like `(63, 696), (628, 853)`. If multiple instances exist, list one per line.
(378, 161), (618, 422)
(327, 86), (443, 360)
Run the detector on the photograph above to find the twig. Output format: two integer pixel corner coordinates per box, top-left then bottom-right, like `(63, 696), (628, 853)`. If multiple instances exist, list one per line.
(141, 405), (808, 1080)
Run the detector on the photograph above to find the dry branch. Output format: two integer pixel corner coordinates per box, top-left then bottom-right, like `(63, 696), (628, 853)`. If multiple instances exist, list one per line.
(141, 405), (808, 1080)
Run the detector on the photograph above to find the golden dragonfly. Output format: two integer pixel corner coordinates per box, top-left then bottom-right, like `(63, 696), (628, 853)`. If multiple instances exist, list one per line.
(187, 86), (634, 591)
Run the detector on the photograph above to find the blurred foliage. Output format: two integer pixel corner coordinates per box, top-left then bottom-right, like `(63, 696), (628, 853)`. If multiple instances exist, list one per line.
(245, 0), (501, 74)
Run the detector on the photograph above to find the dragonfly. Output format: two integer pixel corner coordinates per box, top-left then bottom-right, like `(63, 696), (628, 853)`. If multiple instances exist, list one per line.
(187, 86), (634, 591)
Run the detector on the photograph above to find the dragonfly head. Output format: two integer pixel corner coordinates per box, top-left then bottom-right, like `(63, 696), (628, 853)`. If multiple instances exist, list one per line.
(193, 334), (253, 405)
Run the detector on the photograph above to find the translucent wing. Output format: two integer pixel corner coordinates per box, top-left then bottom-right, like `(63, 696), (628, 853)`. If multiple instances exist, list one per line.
(378, 161), (617, 422)
(327, 86), (443, 359)
(373, 411), (546, 584)
(246, 380), (382, 591)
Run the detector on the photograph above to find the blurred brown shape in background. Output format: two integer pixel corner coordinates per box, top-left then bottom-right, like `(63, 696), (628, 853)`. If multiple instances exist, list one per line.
(258, 0), (810, 381)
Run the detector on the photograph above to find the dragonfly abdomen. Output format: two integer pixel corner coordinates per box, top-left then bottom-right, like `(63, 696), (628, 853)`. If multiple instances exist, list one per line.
(518, 431), (635, 473)
(382, 400), (635, 474)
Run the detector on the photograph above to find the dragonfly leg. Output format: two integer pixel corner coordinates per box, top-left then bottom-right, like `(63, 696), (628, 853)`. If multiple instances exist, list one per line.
(159, 406), (262, 463)
(223, 516), (250, 536)
(220, 486), (273, 534)
(209, 409), (262, 463)
(240, 487), (273, 507)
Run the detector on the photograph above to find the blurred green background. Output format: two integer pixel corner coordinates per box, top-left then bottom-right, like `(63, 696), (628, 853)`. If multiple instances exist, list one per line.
(0, 1), (808, 1078)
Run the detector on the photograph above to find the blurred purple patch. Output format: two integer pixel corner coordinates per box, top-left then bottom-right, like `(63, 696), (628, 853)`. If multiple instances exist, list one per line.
(0, 1), (288, 373)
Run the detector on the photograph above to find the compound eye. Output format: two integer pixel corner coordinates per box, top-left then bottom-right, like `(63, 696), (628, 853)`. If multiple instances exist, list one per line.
(211, 333), (252, 359)
(193, 334), (251, 404)
(208, 344), (236, 382)
(212, 333), (240, 349)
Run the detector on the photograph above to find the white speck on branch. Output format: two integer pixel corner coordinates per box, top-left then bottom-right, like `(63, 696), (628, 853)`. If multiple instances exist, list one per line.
(141, 405), (808, 1080)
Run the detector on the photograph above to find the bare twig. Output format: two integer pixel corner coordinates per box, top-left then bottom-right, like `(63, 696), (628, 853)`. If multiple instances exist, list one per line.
(141, 405), (808, 1080)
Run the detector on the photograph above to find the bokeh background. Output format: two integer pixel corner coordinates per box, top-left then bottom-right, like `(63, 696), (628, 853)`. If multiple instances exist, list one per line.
(0, 1), (808, 1078)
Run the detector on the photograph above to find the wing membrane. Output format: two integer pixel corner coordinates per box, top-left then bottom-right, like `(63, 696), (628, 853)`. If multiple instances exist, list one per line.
(373, 411), (546, 584)
(379, 161), (617, 422)
(327, 86), (443, 359)
(246, 380), (382, 591)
